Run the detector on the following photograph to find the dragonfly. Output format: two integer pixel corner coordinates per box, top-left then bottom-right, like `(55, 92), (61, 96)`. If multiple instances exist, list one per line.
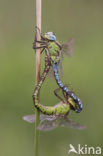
(24, 38), (85, 130)
(33, 28), (83, 113)
(24, 88), (85, 131)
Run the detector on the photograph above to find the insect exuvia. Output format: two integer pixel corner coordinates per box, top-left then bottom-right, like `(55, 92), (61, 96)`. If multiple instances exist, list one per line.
(33, 28), (83, 113)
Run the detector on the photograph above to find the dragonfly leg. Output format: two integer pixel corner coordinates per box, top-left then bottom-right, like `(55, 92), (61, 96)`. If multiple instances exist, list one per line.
(33, 37), (47, 49)
(34, 40), (47, 45)
(35, 26), (48, 40)
(33, 40), (47, 50)
(41, 47), (45, 54)
(35, 26), (41, 34)
(35, 26), (48, 42)
(33, 45), (46, 49)
(33, 27), (48, 49)
(54, 88), (64, 102)
(62, 90), (67, 99)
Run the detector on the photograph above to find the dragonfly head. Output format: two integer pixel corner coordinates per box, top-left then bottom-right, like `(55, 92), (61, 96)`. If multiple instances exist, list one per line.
(44, 32), (56, 41)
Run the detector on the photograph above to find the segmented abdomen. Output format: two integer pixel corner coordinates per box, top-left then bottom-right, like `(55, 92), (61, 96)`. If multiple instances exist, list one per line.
(53, 64), (82, 113)
(32, 56), (51, 114)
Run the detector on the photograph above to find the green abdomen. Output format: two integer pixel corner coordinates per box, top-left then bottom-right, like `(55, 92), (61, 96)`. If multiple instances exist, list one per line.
(35, 103), (56, 115)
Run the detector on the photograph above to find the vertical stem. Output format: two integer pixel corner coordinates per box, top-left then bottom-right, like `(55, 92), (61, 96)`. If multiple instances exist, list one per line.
(35, 0), (41, 156)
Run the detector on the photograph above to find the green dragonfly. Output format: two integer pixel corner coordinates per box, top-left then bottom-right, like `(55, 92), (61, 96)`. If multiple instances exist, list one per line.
(24, 86), (85, 131)
(33, 28), (82, 113)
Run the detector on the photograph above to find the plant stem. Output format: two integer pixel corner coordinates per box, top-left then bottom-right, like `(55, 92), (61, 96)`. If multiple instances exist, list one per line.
(35, 109), (40, 156)
(35, 0), (41, 156)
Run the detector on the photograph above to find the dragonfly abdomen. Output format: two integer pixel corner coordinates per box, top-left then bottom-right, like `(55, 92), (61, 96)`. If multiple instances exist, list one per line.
(70, 93), (83, 113)
(53, 64), (70, 93)
(35, 103), (56, 115)
(32, 56), (51, 110)
(53, 64), (82, 113)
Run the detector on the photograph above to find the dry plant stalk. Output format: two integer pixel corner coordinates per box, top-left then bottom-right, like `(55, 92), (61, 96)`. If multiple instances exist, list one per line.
(35, 0), (41, 156)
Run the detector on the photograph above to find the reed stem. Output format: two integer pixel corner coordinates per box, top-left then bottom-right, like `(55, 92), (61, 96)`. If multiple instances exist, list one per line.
(34, 0), (41, 156)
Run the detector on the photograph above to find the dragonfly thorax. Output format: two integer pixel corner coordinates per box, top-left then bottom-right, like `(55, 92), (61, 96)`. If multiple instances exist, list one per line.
(48, 42), (60, 64)
(55, 103), (70, 116)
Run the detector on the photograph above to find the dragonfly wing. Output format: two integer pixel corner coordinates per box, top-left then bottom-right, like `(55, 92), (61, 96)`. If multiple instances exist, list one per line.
(48, 67), (55, 79)
(23, 114), (35, 123)
(22, 114), (55, 123)
(62, 38), (74, 57)
(22, 114), (58, 123)
(38, 119), (58, 131)
(48, 62), (63, 78)
(58, 51), (63, 77)
(59, 118), (86, 130)
(42, 115), (58, 121)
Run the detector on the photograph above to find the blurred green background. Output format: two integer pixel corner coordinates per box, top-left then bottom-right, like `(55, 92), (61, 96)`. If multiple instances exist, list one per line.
(0, 0), (103, 156)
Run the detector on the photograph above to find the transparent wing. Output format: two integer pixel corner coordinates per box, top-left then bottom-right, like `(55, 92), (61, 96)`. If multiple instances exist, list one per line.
(48, 64), (63, 78)
(38, 119), (58, 131)
(59, 118), (86, 130)
(23, 114), (49, 123)
(22, 114), (58, 123)
(48, 67), (55, 79)
(43, 115), (58, 121)
(23, 114), (36, 123)
(57, 39), (74, 76)
(61, 38), (74, 57)
(58, 50), (63, 76)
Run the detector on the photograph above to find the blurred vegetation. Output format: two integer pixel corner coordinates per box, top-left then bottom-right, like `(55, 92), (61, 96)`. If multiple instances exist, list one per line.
(0, 0), (103, 156)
